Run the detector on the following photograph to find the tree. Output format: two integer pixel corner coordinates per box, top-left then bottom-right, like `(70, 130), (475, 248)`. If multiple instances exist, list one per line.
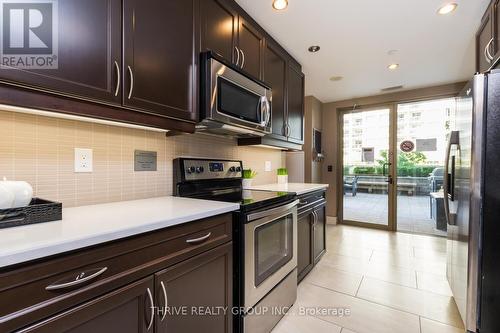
(377, 150), (427, 168)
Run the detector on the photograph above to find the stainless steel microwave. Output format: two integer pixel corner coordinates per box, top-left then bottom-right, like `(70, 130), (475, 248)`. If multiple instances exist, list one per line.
(198, 53), (272, 137)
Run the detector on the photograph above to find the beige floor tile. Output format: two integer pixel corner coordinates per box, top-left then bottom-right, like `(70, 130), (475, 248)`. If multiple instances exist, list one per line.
(370, 251), (446, 276)
(364, 263), (417, 288)
(413, 247), (447, 260)
(296, 283), (420, 333)
(416, 271), (453, 296)
(341, 329), (358, 333)
(272, 310), (342, 333)
(320, 253), (371, 275)
(303, 264), (363, 296)
(420, 317), (466, 333)
(326, 242), (374, 260)
(357, 277), (464, 328)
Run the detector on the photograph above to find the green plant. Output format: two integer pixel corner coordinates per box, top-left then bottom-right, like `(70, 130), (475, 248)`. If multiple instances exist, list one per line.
(277, 168), (288, 176)
(242, 169), (257, 179)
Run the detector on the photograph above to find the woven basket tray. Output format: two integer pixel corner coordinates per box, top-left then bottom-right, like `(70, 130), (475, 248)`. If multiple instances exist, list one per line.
(0, 198), (62, 229)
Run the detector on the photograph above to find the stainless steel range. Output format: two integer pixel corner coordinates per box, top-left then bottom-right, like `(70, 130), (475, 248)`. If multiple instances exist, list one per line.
(173, 158), (298, 333)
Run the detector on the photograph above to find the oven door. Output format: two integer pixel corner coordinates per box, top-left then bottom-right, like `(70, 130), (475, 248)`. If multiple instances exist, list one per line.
(244, 200), (298, 308)
(208, 58), (271, 133)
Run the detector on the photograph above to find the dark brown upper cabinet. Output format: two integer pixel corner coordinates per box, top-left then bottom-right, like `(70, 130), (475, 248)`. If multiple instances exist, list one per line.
(287, 64), (305, 144)
(200, 0), (239, 64)
(477, 5), (494, 73)
(264, 41), (287, 139)
(155, 243), (232, 333)
(0, 0), (122, 104)
(123, 0), (197, 121)
(493, 0), (500, 65)
(237, 16), (265, 79)
(200, 0), (265, 79)
(21, 277), (155, 333)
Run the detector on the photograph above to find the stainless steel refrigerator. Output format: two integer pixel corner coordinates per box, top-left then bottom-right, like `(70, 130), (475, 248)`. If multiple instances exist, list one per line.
(445, 71), (500, 333)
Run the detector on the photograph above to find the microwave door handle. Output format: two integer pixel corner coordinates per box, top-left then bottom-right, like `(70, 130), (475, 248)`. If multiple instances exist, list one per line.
(259, 97), (267, 126)
(259, 97), (271, 127)
(264, 98), (271, 126)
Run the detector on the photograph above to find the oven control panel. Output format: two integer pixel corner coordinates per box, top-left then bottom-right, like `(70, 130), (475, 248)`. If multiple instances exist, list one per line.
(179, 158), (243, 181)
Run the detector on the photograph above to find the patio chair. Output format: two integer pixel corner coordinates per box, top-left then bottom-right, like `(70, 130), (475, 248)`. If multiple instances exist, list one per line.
(429, 167), (444, 192)
(344, 176), (359, 196)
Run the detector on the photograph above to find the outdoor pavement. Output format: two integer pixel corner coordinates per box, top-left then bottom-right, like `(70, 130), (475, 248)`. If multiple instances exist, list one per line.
(343, 192), (447, 237)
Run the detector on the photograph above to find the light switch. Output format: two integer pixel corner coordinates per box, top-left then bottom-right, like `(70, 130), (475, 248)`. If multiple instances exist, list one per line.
(75, 148), (93, 173)
(265, 161), (272, 172)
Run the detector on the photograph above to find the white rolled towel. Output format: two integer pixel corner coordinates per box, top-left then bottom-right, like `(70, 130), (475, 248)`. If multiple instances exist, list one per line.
(0, 179), (33, 208)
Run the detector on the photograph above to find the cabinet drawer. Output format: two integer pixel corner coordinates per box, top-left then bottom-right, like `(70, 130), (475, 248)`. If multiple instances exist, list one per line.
(0, 213), (232, 332)
(297, 190), (326, 213)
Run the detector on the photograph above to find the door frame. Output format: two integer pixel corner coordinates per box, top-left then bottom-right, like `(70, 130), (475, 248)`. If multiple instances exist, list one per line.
(336, 104), (398, 231)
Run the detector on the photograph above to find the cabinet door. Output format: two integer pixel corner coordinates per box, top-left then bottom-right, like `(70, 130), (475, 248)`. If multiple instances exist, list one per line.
(237, 17), (264, 79)
(264, 41), (287, 139)
(200, 0), (238, 64)
(477, 7), (494, 73)
(21, 277), (154, 333)
(287, 65), (305, 143)
(123, 0), (197, 121)
(313, 204), (326, 264)
(493, 0), (500, 62)
(155, 243), (232, 333)
(0, 0), (121, 104)
(297, 211), (314, 282)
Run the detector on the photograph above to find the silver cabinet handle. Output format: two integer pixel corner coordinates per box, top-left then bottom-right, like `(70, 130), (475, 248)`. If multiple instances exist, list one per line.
(299, 200), (307, 205)
(114, 61), (120, 97)
(487, 38), (495, 61)
(186, 232), (211, 244)
(284, 123), (291, 137)
(146, 287), (154, 331)
(160, 281), (168, 322)
(240, 49), (245, 68)
(312, 210), (317, 226)
(234, 46), (240, 66)
(127, 65), (134, 99)
(46, 267), (108, 291)
(485, 38), (494, 63)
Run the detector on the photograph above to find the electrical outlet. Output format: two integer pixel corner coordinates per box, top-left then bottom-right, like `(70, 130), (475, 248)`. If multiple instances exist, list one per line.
(75, 148), (93, 173)
(265, 161), (272, 172)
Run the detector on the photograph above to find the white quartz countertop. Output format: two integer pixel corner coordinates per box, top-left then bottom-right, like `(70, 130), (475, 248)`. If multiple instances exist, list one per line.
(249, 183), (329, 195)
(0, 197), (239, 268)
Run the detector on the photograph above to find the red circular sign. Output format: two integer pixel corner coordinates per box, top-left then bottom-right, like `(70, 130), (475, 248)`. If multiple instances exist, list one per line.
(400, 140), (415, 153)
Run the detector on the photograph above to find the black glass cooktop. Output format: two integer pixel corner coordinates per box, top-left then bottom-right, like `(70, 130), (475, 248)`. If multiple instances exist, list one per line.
(180, 186), (295, 212)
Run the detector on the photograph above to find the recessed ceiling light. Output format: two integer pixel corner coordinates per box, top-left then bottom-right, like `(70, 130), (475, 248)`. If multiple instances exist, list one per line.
(329, 76), (343, 82)
(437, 3), (457, 15)
(388, 63), (399, 70)
(308, 45), (320, 53)
(272, 0), (288, 10)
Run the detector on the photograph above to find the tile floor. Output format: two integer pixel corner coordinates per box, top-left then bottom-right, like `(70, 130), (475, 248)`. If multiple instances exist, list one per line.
(272, 225), (464, 333)
(343, 193), (447, 236)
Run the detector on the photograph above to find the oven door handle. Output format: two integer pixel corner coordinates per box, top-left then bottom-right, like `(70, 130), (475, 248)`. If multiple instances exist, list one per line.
(247, 199), (299, 222)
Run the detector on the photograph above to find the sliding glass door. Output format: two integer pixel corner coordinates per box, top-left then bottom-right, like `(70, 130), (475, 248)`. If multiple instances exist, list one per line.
(338, 98), (457, 236)
(339, 106), (395, 230)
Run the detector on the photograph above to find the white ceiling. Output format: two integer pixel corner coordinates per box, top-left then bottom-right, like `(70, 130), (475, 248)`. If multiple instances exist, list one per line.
(235, 0), (490, 103)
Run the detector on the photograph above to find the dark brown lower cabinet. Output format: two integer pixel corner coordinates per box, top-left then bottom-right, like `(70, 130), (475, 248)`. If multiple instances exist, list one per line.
(20, 277), (154, 333)
(296, 190), (326, 283)
(313, 204), (326, 264)
(155, 243), (232, 333)
(1, 214), (233, 333)
(297, 209), (314, 281)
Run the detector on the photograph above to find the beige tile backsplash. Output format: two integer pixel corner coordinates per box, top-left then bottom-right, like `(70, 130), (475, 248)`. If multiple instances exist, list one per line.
(0, 110), (285, 208)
